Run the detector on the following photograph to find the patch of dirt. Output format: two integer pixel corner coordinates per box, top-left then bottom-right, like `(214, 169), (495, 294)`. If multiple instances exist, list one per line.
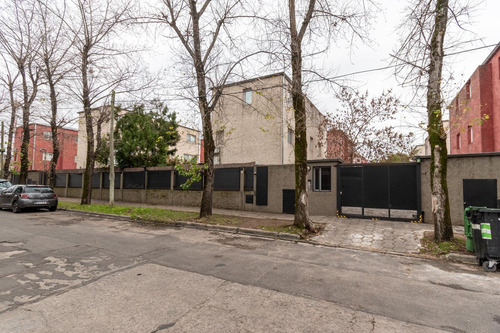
(420, 231), (472, 257)
(195, 215), (325, 238)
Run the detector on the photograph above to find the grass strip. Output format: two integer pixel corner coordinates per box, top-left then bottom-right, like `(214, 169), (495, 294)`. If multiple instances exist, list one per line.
(58, 201), (197, 223)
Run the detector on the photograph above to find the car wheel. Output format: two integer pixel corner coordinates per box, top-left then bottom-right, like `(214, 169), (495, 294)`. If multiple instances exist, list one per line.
(12, 201), (22, 213)
(49, 206), (57, 212)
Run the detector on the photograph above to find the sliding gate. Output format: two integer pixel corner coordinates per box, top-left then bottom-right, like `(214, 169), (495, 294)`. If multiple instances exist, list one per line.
(337, 163), (421, 221)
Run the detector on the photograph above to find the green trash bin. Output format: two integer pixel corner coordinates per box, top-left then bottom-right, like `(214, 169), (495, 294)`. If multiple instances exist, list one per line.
(464, 206), (486, 252)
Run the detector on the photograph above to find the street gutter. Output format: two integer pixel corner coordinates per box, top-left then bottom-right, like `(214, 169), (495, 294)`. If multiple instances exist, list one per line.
(59, 208), (478, 265)
(58, 208), (302, 242)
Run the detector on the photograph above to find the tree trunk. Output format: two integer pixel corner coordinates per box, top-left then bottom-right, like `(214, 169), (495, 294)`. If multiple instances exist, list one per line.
(3, 81), (17, 178)
(48, 77), (60, 188)
(200, 116), (215, 217)
(81, 50), (94, 205)
(289, 0), (316, 232)
(427, 0), (453, 242)
(19, 66), (30, 184)
(189, 0), (214, 218)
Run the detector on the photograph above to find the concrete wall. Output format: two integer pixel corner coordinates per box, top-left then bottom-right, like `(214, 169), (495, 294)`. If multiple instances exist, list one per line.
(308, 161), (338, 216)
(52, 160), (341, 216)
(419, 153), (500, 225)
(26, 153), (500, 225)
(212, 73), (326, 165)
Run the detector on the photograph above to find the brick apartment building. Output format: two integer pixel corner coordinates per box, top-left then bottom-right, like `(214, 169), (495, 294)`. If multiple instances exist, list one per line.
(449, 42), (500, 154)
(13, 124), (78, 171)
(212, 73), (327, 165)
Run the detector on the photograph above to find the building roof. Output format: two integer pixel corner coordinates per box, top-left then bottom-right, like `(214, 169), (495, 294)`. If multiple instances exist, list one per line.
(15, 123), (78, 133)
(177, 124), (200, 133)
(219, 72), (292, 89)
(482, 42), (500, 66)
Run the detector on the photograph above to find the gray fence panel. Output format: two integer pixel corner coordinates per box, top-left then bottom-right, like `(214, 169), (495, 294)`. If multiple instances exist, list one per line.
(147, 170), (171, 189)
(68, 173), (83, 188)
(55, 174), (67, 187)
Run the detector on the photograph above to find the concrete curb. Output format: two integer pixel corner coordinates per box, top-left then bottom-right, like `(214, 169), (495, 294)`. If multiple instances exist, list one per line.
(446, 253), (478, 265)
(60, 209), (302, 241)
(59, 208), (476, 263)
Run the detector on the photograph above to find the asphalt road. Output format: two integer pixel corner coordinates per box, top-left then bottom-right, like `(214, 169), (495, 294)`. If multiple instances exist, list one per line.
(0, 209), (499, 332)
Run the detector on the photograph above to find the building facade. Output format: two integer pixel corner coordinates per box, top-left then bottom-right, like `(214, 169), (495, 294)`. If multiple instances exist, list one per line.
(325, 128), (367, 163)
(449, 43), (500, 154)
(212, 73), (327, 165)
(13, 124), (78, 171)
(174, 125), (202, 162)
(414, 120), (451, 156)
(76, 107), (201, 168)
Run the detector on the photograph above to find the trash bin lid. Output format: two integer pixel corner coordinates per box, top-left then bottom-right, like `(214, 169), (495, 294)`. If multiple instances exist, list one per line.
(478, 208), (500, 213)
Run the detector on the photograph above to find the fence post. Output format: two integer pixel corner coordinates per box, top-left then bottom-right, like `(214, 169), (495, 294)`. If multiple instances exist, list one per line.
(142, 168), (147, 203)
(65, 173), (69, 197)
(239, 167), (245, 210)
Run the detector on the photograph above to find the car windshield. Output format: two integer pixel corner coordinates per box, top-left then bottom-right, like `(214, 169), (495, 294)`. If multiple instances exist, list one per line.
(0, 181), (11, 188)
(24, 187), (53, 194)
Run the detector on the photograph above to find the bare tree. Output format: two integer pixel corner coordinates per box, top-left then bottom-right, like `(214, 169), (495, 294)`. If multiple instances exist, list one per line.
(328, 88), (414, 163)
(62, 0), (140, 204)
(392, 0), (475, 241)
(263, 0), (375, 231)
(36, 0), (75, 187)
(0, 55), (20, 178)
(287, 0), (317, 231)
(157, 0), (258, 217)
(0, 0), (42, 184)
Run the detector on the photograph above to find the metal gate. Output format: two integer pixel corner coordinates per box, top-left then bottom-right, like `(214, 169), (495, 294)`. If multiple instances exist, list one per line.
(337, 163), (421, 221)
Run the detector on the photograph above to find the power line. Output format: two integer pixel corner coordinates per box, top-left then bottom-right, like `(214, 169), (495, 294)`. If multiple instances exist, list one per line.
(325, 43), (498, 81)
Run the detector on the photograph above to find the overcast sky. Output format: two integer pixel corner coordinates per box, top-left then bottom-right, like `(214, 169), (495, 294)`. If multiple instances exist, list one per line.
(149, 0), (500, 144)
(310, 0), (500, 143)
(2, 0), (498, 145)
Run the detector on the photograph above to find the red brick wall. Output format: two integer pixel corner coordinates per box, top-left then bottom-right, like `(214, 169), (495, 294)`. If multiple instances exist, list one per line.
(492, 54), (500, 151)
(13, 124), (78, 171)
(449, 46), (500, 154)
(326, 129), (356, 162)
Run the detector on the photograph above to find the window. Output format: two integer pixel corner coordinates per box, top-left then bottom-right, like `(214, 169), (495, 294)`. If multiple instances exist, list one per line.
(74, 155), (77, 163)
(183, 154), (197, 161)
(313, 167), (331, 191)
(309, 137), (313, 151)
(187, 133), (196, 143)
(43, 131), (52, 140)
(216, 130), (224, 146)
(466, 80), (471, 99)
(43, 152), (53, 161)
(456, 133), (461, 149)
(468, 126), (473, 144)
(75, 136), (78, 143)
(243, 89), (252, 104)
(287, 128), (294, 145)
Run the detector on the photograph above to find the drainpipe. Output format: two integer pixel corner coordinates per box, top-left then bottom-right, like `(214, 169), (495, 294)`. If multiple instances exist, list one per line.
(32, 124), (37, 170)
(281, 73), (285, 165)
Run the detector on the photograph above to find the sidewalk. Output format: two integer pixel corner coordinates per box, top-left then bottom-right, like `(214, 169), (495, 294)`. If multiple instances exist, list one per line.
(59, 197), (464, 256)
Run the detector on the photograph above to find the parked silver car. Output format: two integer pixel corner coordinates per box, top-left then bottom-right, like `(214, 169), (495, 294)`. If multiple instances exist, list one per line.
(0, 185), (58, 213)
(0, 179), (11, 189)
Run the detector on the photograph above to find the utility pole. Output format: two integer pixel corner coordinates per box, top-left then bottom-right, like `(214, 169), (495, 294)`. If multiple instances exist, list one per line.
(0, 122), (4, 178)
(109, 91), (115, 207)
